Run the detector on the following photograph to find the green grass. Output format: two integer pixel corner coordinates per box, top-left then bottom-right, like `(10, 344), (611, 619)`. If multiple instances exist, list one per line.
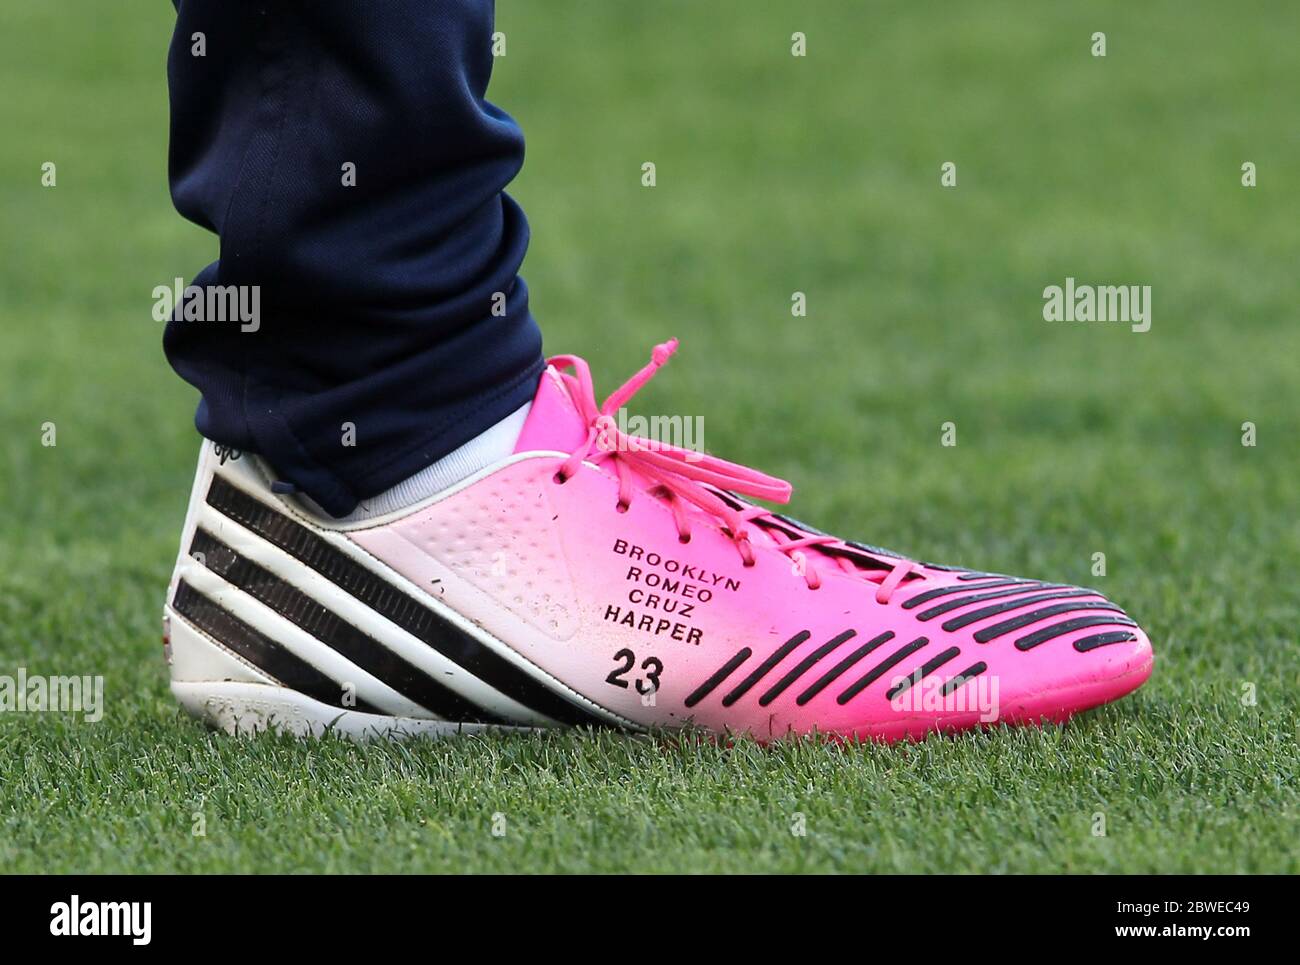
(1, 0), (1296, 873)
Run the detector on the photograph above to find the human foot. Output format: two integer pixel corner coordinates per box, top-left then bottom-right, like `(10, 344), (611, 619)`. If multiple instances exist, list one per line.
(163, 340), (1153, 742)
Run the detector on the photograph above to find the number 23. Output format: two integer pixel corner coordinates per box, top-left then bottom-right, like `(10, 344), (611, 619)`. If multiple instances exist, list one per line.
(606, 648), (663, 694)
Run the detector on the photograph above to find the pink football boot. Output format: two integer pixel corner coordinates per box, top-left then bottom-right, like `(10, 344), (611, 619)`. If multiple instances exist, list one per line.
(164, 340), (1153, 742)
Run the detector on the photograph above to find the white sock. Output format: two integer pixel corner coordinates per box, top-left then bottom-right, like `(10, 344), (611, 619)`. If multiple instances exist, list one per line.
(326, 402), (530, 523)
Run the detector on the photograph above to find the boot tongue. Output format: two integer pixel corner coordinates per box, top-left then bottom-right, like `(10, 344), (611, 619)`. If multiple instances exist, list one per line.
(516, 352), (906, 584)
(516, 361), (788, 546)
(514, 365), (591, 454)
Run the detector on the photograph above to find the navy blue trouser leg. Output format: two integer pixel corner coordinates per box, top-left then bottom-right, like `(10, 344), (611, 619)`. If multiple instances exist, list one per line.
(165, 0), (543, 516)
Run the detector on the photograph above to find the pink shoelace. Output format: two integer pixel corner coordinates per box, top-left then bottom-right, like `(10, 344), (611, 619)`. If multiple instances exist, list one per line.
(549, 339), (921, 602)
